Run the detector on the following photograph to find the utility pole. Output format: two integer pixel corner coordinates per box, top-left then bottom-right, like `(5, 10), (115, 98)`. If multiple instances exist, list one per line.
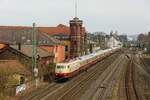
(32, 23), (38, 88)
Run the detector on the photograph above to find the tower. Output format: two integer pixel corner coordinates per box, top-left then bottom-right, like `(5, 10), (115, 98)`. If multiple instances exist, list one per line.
(69, 0), (86, 58)
(70, 17), (83, 58)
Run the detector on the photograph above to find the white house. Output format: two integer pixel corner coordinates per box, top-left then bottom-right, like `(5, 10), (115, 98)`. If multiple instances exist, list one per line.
(107, 36), (122, 48)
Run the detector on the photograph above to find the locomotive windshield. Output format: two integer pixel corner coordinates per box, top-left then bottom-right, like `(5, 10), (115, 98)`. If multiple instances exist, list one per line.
(57, 66), (64, 69)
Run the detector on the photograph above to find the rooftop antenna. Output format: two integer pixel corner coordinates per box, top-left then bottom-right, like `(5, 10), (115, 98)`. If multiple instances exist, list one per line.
(75, 0), (77, 17)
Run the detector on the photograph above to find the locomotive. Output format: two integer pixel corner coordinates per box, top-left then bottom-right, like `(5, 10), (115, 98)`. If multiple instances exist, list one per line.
(55, 47), (120, 79)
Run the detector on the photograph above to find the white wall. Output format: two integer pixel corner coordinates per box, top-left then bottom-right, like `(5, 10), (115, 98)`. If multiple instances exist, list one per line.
(107, 37), (122, 48)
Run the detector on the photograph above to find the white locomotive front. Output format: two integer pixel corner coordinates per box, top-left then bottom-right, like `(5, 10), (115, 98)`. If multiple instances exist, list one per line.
(55, 60), (80, 78)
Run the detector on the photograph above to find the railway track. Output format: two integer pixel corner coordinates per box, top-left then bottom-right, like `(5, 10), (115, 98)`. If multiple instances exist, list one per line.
(56, 59), (117, 100)
(22, 51), (120, 100)
(41, 53), (121, 100)
(125, 56), (140, 100)
(140, 56), (150, 76)
(22, 83), (61, 100)
(81, 54), (127, 100)
(138, 56), (150, 100)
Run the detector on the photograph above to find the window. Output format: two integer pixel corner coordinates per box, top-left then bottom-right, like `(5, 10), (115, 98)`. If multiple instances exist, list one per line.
(65, 45), (68, 51)
(57, 66), (64, 69)
(54, 36), (60, 39)
(74, 41), (77, 45)
(65, 56), (68, 59)
(62, 36), (69, 39)
(20, 76), (25, 84)
(56, 46), (58, 52)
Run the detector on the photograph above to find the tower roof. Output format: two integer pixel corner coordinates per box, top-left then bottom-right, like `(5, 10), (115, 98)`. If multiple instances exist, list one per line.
(70, 17), (83, 24)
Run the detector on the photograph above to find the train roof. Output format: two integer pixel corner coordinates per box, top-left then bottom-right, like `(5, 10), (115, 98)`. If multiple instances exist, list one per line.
(56, 47), (120, 66)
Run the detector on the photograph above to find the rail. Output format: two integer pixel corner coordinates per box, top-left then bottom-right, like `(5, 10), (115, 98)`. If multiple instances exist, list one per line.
(125, 56), (140, 100)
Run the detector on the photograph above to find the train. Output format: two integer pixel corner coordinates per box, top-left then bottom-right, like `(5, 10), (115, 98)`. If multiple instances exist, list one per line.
(55, 47), (121, 79)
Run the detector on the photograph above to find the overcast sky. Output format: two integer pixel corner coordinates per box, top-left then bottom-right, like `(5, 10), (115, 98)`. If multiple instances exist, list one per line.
(0, 0), (150, 35)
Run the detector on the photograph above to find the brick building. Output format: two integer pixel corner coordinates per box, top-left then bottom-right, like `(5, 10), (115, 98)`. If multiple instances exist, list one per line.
(0, 22), (87, 59)
(37, 23), (87, 59)
(0, 45), (55, 96)
(0, 28), (65, 63)
(0, 29), (65, 89)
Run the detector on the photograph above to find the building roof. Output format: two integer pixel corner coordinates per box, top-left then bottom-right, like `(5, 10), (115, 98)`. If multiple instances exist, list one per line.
(0, 24), (70, 35)
(10, 45), (54, 58)
(0, 24), (86, 36)
(0, 60), (31, 76)
(0, 28), (63, 45)
(38, 24), (70, 35)
(0, 26), (32, 30)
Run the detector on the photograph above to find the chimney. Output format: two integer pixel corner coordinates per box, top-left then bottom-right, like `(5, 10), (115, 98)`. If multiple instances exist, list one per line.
(33, 23), (36, 30)
(18, 43), (21, 50)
